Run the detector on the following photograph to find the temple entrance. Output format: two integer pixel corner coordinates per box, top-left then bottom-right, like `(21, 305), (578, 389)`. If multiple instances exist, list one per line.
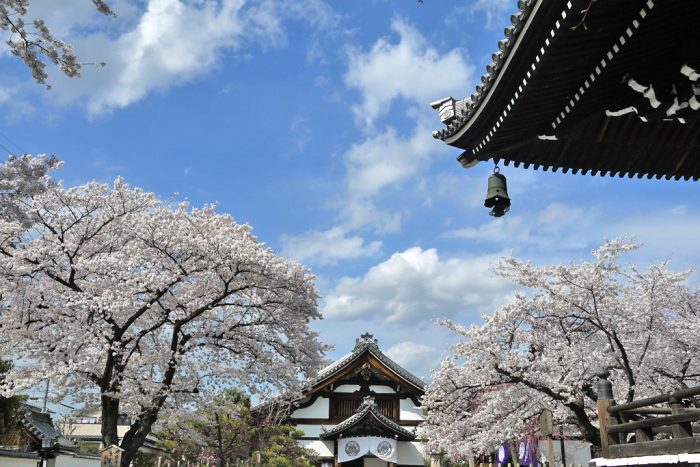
(341, 459), (364, 467)
(341, 458), (392, 467)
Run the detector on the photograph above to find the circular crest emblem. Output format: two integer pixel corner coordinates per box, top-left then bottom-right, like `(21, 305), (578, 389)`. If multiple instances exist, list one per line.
(345, 441), (361, 456)
(376, 441), (393, 456)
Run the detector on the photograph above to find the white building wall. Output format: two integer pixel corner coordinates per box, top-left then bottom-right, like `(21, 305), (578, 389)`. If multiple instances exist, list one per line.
(0, 455), (38, 467)
(292, 397), (329, 418)
(399, 398), (424, 421)
(300, 439), (334, 458)
(50, 455), (100, 467)
(295, 424), (330, 438)
(369, 385), (396, 393)
(334, 384), (360, 392)
(398, 441), (426, 466)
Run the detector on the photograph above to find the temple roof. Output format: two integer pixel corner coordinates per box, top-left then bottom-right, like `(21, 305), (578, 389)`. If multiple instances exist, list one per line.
(431, 0), (700, 180)
(310, 333), (425, 393)
(319, 396), (416, 441)
(21, 406), (77, 452)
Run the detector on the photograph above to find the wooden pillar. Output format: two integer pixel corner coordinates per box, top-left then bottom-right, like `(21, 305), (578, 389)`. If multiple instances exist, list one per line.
(334, 439), (340, 467)
(669, 396), (693, 438)
(595, 369), (617, 458)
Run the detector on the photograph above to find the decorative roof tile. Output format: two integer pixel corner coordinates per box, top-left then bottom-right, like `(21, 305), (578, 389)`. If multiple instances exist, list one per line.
(432, 0), (537, 141)
(319, 396), (416, 440)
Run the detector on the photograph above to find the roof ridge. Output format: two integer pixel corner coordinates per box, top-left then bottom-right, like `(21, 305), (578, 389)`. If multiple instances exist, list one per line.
(431, 0), (537, 141)
(314, 333), (425, 390)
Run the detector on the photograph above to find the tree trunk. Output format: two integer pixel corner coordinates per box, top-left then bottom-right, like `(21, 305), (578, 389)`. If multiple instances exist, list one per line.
(215, 412), (224, 465)
(119, 408), (161, 467)
(101, 394), (121, 448)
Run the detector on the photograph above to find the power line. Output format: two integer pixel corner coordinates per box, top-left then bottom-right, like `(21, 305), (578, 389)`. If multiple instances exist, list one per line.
(0, 127), (26, 154)
(0, 140), (14, 156)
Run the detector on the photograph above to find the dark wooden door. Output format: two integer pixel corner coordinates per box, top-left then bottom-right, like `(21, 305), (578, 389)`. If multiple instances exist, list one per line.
(341, 458), (364, 467)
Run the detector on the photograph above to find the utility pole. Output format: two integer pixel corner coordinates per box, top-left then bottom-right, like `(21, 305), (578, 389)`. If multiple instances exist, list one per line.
(42, 379), (49, 413)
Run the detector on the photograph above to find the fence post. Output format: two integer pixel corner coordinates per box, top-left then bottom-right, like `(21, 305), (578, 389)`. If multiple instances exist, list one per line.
(596, 369), (617, 457)
(669, 395), (693, 438)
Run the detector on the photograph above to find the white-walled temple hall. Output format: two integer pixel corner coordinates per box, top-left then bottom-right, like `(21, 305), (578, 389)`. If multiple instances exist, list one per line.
(267, 333), (427, 466)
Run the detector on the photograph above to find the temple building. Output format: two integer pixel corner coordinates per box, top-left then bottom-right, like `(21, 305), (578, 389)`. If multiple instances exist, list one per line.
(276, 333), (427, 467)
(431, 0), (700, 180)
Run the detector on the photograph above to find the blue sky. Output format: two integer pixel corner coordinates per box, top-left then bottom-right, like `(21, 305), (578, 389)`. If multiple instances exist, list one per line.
(1, 0), (699, 382)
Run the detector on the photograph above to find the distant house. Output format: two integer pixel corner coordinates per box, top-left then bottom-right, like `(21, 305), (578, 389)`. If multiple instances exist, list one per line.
(58, 408), (166, 458)
(431, 0), (700, 180)
(259, 333), (427, 467)
(0, 404), (99, 467)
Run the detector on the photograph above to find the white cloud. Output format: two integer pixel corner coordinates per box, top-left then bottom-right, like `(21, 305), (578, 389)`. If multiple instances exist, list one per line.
(332, 18), (475, 233)
(33, 0), (337, 115)
(386, 341), (440, 378)
(456, 0), (514, 30)
(0, 82), (36, 122)
(444, 202), (598, 249)
(344, 17), (474, 128)
(322, 246), (514, 323)
(339, 122), (442, 232)
(280, 227), (382, 266)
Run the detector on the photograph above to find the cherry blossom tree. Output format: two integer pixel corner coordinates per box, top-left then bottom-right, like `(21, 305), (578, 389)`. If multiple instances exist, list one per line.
(421, 239), (700, 460)
(1, 0), (113, 86)
(0, 156), (327, 466)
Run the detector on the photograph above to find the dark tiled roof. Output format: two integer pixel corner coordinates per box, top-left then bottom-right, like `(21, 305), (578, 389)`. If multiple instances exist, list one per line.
(313, 333), (425, 391)
(319, 396), (416, 440)
(21, 406), (76, 451)
(430, 0), (700, 180)
(431, 0), (537, 141)
(253, 333), (425, 414)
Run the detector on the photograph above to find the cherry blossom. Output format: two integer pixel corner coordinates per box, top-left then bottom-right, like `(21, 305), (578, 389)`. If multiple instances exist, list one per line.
(0, 156), (327, 466)
(421, 239), (699, 460)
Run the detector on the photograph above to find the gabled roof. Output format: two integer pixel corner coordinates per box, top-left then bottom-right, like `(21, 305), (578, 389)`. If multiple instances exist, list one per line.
(21, 406), (77, 452)
(319, 396), (416, 441)
(431, 0), (700, 180)
(309, 333), (425, 393)
(253, 333), (425, 415)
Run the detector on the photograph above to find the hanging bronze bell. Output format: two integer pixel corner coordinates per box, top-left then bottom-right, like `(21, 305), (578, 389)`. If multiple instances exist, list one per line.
(484, 170), (510, 217)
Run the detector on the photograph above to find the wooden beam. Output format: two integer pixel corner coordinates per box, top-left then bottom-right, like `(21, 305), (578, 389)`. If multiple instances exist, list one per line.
(608, 437), (700, 458)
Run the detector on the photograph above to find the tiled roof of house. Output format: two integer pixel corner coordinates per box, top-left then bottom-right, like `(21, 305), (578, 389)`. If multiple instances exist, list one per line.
(20, 406), (76, 451)
(313, 333), (425, 391)
(431, 0), (536, 141)
(430, 0), (700, 180)
(319, 396), (416, 440)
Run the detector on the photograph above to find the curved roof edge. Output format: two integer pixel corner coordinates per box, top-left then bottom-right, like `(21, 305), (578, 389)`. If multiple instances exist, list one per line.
(319, 396), (416, 440)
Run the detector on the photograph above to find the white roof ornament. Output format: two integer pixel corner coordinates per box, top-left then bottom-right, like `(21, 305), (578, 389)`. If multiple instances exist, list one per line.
(430, 97), (457, 124)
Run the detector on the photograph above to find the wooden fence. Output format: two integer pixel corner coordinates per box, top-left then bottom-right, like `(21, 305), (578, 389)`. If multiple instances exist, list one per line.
(596, 371), (700, 459)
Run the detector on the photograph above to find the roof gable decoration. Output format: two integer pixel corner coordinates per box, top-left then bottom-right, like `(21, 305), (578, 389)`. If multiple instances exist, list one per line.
(431, 0), (555, 144)
(312, 333), (425, 392)
(319, 396), (416, 441)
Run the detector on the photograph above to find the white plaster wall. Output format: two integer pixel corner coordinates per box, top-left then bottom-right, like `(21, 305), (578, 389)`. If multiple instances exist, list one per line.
(334, 384), (360, 392)
(398, 441), (427, 466)
(369, 385), (396, 394)
(50, 455), (100, 467)
(292, 397), (329, 418)
(0, 455), (38, 467)
(399, 398), (424, 421)
(300, 439), (334, 457)
(537, 440), (591, 466)
(296, 424), (329, 438)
